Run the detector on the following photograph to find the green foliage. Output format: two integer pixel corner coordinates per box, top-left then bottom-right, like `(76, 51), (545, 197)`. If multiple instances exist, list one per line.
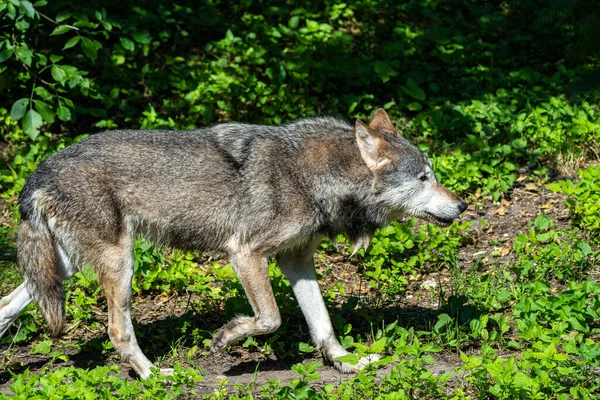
(2, 0), (599, 198)
(1, 364), (203, 399)
(547, 164), (600, 241)
(132, 239), (215, 294)
(514, 280), (600, 344)
(357, 219), (470, 295)
(1, 0), (600, 398)
(461, 342), (600, 399)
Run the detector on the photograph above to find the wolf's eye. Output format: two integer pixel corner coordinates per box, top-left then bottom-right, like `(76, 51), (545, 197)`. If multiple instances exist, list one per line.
(419, 174), (428, 181)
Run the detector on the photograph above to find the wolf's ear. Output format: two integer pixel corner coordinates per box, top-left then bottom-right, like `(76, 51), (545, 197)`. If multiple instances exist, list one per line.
(355, 120), (391, 172)
(368, 108), (395, 132)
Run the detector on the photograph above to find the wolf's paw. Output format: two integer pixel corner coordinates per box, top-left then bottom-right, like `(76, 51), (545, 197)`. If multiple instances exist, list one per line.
(210, 329), (229, 353)
(333, 353), (382, 373)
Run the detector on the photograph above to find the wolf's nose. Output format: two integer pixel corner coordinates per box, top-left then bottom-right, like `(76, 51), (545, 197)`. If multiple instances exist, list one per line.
(458, 200), (468, 213)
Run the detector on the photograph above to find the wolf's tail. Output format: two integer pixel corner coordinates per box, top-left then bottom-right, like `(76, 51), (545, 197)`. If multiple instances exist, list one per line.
(17, 216), (65, 336)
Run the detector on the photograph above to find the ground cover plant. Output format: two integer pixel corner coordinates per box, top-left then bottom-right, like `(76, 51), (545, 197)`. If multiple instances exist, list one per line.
(1, 0), (599, 398)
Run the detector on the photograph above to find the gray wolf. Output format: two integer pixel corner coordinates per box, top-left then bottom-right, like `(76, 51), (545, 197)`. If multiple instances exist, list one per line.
(0, 109), (466, 378)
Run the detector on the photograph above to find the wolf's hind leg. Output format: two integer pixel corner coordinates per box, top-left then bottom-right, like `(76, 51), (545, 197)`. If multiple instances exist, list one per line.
(96, 239), (172, 379)
(277, 241), (380, 373)
(0, 283), (33, 338)
(211, 244), (281, 351)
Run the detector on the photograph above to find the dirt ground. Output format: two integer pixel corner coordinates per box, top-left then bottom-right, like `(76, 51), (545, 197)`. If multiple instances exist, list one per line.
(0, 178), (578, 396)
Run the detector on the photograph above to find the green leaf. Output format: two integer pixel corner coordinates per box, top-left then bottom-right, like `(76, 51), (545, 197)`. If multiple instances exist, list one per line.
(19, 0), (36, 18)
(545, 182), (563, 192)
(373, 61), (398, 83)
(33, 100), (54, 123)
(6, 3), (16, 20)
(22, 109), (43, 139)
(51, 65), (67, 83)
(298, 342), (314, 353)
(63, 36), (80, 50)
(402, 79), (426, 101)
(81, 37), (101, 62)
(288, 16), (300, 28)
(34, 86), (52, 100)
(132, 31), (152, 44)
(407, 102), (422, 111)
(31, 339), (53, 355)
(55, 11), (71, 22)
(50, 25), (70, 36)
(534, 214), (550, 231)
(57, 103), (71, 121)
(576, 240), (592, 256)
(0, 48), (15, 63)
(10, 98), (29, 121)
(335, 354), (360, 365)
(369, 337), (386, 353)
(434, 313), (453, 333)
(120, 37), (135, 51)
(512, 138), (527, 149)
(15, 44), (33, 66)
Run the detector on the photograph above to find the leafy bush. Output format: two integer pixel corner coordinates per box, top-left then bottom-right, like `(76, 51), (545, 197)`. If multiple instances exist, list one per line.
(547, 164), (600, 241)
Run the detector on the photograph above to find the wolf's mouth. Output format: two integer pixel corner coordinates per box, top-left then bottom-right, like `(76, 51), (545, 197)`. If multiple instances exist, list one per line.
(424, 212), (458, 227)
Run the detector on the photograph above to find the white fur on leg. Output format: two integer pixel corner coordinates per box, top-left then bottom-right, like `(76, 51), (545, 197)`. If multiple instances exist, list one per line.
(0, 283), (33, 338)
(278, 248), (358, 372)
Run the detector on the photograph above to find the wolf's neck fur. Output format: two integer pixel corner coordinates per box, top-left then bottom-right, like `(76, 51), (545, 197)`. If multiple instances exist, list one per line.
(290, 125), (392, 247)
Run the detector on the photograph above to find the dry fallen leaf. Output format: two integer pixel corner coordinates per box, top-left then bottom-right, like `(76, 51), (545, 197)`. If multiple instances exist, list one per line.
(499, 246), (511, 256)
(525, 183), (539, 192)
(492, 206), (507, 215)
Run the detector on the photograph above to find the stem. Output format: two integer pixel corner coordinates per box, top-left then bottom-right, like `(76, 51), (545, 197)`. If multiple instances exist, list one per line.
(38, 11), (80, 31)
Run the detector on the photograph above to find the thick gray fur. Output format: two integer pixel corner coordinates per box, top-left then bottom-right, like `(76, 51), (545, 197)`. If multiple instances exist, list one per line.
(1, 109), (467, 378)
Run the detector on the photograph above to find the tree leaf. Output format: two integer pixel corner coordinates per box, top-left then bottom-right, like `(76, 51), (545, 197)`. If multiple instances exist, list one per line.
(19, 0), (36, 18)
(10, 98), (29, 121)
(22, 109), (43, 139)
(81, 37), (100, 62)
(373, 61), (398, 83)
(288, 16), (300, 28)
(50, 25), (70, 36)
(49, 55), (63, 64)
(0, 48), (15, 63)
(55, 11), (71, 22)
(57, 103), (71, 121)
(132, 31), (152, 44)
(15, 44), (33, 66)
(402, 78), (426, 101)
(34, 86), (52, 100)
(51, 65), (67, 83)
(62, 36), (80, 50)
(407, 102), (422, 111)
(33, 100), (55, 123)
(120, 37), (134, 51)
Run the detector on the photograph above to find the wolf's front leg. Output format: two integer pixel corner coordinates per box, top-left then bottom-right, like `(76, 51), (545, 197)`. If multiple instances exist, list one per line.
(277, 240), (380, 373)
(211, 242), (281, 351)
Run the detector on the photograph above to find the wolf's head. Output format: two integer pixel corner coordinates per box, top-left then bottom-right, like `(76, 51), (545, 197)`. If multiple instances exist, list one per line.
(355, 109), (467, 227)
